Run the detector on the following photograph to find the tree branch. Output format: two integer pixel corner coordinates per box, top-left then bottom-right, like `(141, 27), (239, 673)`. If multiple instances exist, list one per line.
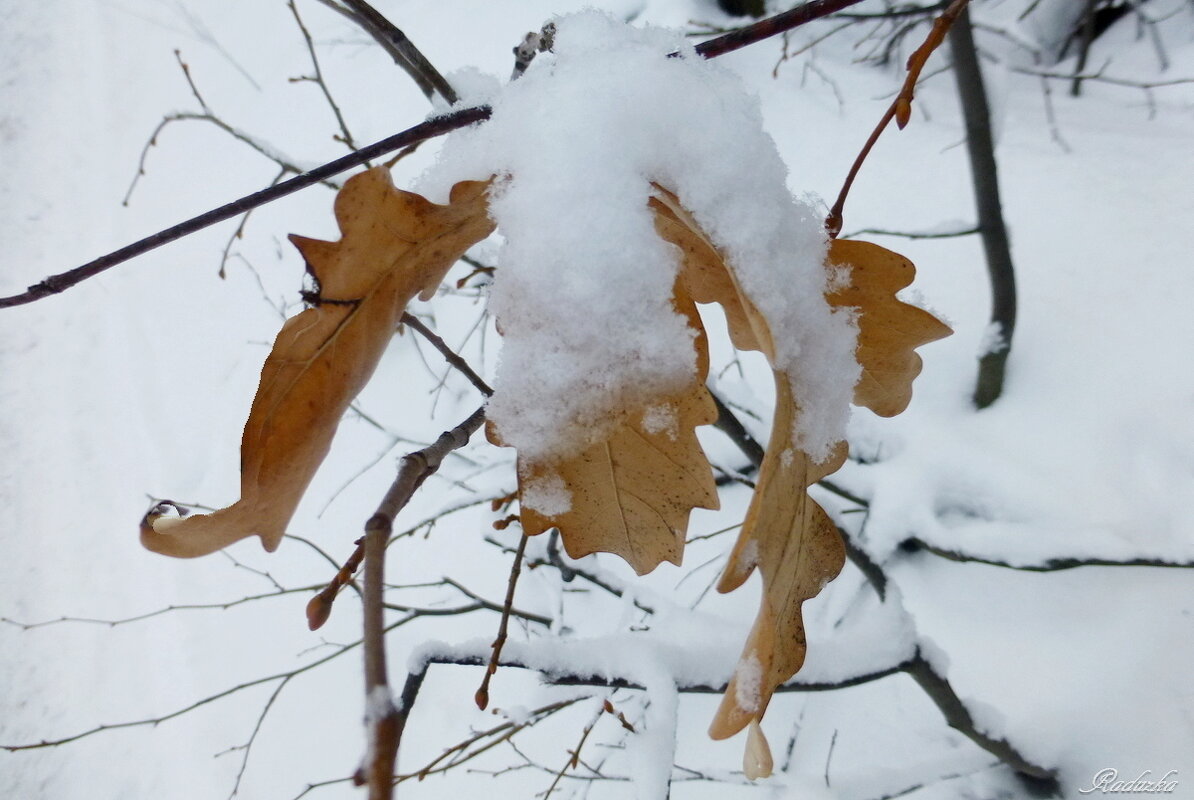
(315, 0), (457, 104)
(692, 0), (870, 59)
(475, 531), (530, 710)
(949, 4), (1017, 409)
(826, 0), (969, 236)
(903, 537), (1194, 572)
(400, 313), (493, 396)
(1, 0), (871, 309)
(0, 106), (490, 309)
(354, 406), (488, 797)
(288, 0), (361, 152)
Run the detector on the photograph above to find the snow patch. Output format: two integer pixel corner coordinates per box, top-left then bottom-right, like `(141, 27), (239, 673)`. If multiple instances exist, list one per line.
(641, 403), (678, 440)
(521, 471), (572, 515)
(733, 651), (763, 713)
(421, 11), (858, 463)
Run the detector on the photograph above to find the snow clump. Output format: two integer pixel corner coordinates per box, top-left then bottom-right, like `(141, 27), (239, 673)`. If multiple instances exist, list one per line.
(421, 11), (859, 463)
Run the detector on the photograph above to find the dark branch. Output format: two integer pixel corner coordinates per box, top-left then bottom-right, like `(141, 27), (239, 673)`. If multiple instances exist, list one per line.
(709, 388), (766, 466)
(0, 106), (490, 309)
(324, 0), (458, 104)
(2, 0), (870, 309)
(475, 531), (530, 710)
(903, 537), (1194, 572)
(401, 313), (493, 396)
(288, 0), (361, 152)
(692, 0), (870, 59)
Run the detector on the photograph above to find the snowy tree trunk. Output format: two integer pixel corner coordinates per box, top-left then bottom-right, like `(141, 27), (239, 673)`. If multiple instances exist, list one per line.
(949, 4), (1017, 410)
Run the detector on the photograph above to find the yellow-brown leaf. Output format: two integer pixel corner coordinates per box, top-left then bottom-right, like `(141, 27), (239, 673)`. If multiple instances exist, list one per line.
(826, 239), (952, 417)
(708, 378), (847, 739)
(512, 284), (719, 575)
(650, 193), (948, 746)
(141, 167), (493, 557)
(649, 186), (766, 356)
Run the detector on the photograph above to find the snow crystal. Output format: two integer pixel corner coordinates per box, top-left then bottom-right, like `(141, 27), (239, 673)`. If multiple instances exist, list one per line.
(521, 471), (572, 515)
(421, 10), (858, 462)
(733, 651), (763, 713)
(738, 539), (760, 570)
(641, 403), (678, 440)
(978, 321), (1007, 356)
(366, 685), (396, 719)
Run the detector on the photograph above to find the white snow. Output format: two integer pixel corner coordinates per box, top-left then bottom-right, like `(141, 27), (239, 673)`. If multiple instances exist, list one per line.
(421, 11), (858, 463)
(3, 1), (1194, 799)
(520, 471), (572, 516)
(640, 403), (679, 440)
(733, 651), (763, 714)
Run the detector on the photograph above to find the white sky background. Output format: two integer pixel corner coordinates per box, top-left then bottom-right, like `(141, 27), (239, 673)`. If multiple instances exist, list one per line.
(2, 1), (1194, 799)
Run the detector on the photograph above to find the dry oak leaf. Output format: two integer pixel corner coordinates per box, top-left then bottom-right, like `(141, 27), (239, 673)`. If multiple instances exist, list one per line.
(651, 187), (949, 773)
(505, 282), (720, 576)
(826, 238), (953, 417)
(142, 167), (493, 557)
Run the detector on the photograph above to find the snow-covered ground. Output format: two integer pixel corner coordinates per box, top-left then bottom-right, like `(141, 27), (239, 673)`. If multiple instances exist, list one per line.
(2, 1), (1193, 799)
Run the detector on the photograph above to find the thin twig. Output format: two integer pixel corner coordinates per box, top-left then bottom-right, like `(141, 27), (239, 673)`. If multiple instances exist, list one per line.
(0, 106), (490, 309)
(306, 537), (367, 630)
(440, 577), (552, 626)
(220, 166), (287, 279)
(826, 0), (970, 236)
(288, 0), (361, 152)
(840, 225), (978, 240)
(2, 586), (319, 630)
(224, 678), (289, 798)
(321, 0), (457, 104)
(400, 698), (583, 783)
(544, 700), (605, 798)
(401, 313), (493, 396)
(124, 52), (333, 208)
(2, 634), (365, 752)
(475, 531), (529, 710)
(1014, 62), (1194, 90)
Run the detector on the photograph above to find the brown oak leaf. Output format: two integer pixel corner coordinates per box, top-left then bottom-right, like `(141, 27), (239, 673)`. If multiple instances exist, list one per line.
(507, 283), (720, 575)
(141, 167), (493, 557)
(651, 187), (949, 774)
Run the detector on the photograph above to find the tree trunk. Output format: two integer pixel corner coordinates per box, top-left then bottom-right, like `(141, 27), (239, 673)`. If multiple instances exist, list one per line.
(718, 0), (766, 18)
(949, 5), (1018, 410)
(1071, 0), (1098, 96)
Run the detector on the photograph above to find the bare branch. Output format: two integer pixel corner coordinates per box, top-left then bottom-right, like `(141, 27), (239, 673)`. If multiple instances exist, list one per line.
(401, 313), (493, 396)
(475, 531), (530, 710)
(2, 636), (362, 752)
(317, 0), (457, 104)
(692, 0), (870, 59)
(2, 586), (318, 630)
(709, 387), (766, 466)
(903, 537), (1194, 572)
(840, 225), (978, 240)
(355, 405), (488, 797)
(0, 106), (490, 309)
(361, 501), (398, 800)
(288, 0), (361, 152)
(826, 0), (970, 236)
(2, 0), (870, 309)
